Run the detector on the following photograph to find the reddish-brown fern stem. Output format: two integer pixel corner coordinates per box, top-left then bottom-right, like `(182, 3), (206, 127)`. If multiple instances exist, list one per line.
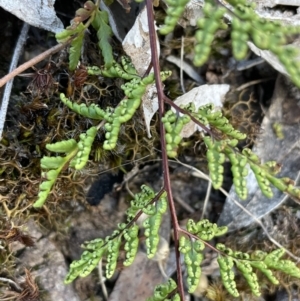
(145, 1), (185, 299)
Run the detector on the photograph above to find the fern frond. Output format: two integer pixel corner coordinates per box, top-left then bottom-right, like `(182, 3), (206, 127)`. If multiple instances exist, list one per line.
(123, 225), (139, 266)
(159, 0), (190, 35)
(70, 126), (98, 170)
(217, 256), (239, 297)
(126, 185), (156, 221)
(65, 238), (106, 283)
(33, 139), (78, 208)
(88, 59), (139, 80)
(200, 112), (300, 200)
(179, 236), (204, 293)
(51, 3), (300, 298)
(106, 237), (122, 278)
(103, 71), (171, 150)
(65, 186), (166, 283)
(215, 244), (300, 297)
(45, 139), (77, 153)
(192, 0), (300, 86)
(235, 260), (260, 296)
(57, 0), (114, 70)
(34, 126), (98, 207)
(60, 93), (107, 120)
(179, 220), (227, 293)
(187, 219), (228, 241)
(194, 1), (227, 66)
(69, 25), (85, 71)
(162, 110), (191, 158)
(91, 10), (114, 68)
(143, 195), (168, 259)
(147, 278), (179, 301)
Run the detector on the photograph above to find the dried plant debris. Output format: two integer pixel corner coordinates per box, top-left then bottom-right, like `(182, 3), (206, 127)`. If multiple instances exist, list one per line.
(0, 269), (40, 301)
(0, 224), (35, 247)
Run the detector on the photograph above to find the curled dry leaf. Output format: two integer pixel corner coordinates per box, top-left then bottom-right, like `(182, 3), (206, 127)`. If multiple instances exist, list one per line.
(122, 6), (155, 76)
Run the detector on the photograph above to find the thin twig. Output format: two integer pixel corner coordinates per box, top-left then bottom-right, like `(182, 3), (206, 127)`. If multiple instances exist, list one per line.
(145, 1), (185, 299)
(0, 22), (29, 140)
(201, 180), (212, 220)
(98, 259), (108, 300)
(180, 36), (186, 94)
(0, 39), (73, 88)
